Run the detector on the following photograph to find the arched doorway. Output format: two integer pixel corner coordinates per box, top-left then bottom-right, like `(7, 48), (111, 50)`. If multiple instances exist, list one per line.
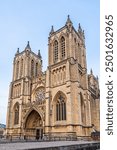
(25, 110), (43, 140)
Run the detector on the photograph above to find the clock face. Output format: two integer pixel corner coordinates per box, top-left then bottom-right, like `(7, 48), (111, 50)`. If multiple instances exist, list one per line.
(35, 89), (45, 101)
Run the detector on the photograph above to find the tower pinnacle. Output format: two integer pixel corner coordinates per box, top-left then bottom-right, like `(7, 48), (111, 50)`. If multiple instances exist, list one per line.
(49, 25), (54, 36)
(78, 23), (82, 32)
(66, 15), (72, 26)
(15, 48), (19, 55)
(38, 50), (42, 59)
(90, 68), (93, 75)
(25, 41), (31, 51)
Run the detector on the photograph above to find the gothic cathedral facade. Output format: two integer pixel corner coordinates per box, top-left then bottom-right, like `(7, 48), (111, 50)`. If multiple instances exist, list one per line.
(6, 16), (100, 140)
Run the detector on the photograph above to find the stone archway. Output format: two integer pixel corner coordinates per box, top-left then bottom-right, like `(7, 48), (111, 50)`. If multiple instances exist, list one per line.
(24, 110), (43, 140)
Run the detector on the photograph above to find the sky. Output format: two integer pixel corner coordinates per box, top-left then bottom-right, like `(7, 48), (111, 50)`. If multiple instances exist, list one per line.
(0, 0), (99, 124)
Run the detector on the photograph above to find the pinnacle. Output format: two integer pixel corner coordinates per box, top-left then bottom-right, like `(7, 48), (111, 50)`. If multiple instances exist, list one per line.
(66, 15), (72, 25)
(25, 41), (31, 51)
(38, 50), (42, 59)
(49, 25), (54, 36)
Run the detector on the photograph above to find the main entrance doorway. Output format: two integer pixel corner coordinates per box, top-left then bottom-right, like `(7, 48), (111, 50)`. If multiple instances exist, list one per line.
(25, 110), (43, 139)
(36, 128), (43, 140)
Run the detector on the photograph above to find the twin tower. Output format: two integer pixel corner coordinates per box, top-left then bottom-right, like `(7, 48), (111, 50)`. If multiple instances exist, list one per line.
(6, 16), (100, 140)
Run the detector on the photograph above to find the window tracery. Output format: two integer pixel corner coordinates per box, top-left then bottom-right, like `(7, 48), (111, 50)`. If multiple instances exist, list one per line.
(14, 103), (19, 125)
(35, 88), (45, 102)
(16, 61), (19, 79)
(61, 37), (65, 58)
(31, 60), (34, 77)
(35, 63), (38, 76)
(54, 40), (58, 62)
(20, 59), (23, 77)
(56, 95), (66, 121)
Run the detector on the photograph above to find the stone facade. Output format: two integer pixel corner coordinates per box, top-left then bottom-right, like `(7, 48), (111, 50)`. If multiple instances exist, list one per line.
(6, 16), (100, 140)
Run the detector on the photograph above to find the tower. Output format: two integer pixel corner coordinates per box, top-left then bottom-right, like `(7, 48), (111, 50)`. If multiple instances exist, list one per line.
(45, 16), (94, 139)
(6, 41), (43, 138)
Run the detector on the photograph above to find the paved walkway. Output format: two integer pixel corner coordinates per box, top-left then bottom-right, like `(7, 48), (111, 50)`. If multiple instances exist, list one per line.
(0, 141), (99, 150)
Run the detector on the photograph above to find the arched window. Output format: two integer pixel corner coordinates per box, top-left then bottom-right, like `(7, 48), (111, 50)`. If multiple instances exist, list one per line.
(35, 63), (38, 76)
(16, 61), (19, 79)
(14, 103), (19, 125)
(20, 59), (23, 77)
(31, 60), (34, 77)
(56, 95), (66, 121)
(61, 37), (65, 58)
(80, 93), (86, 124)
(54, 40), (58, 62)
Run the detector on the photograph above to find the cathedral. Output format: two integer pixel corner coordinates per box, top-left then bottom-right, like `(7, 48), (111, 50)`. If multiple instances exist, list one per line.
(6, 16), (100, 140)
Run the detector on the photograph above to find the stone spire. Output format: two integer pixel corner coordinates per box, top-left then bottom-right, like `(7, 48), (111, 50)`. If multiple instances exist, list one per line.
(66, 15), (72, 26)
(49, 25), (54, 36)
(15, 48), (19, 55)
(82, 30), (85, 39)
(78, 23), (82, 32)
(96, 75), (99, 81)
(78, 23), (85, 46)
(90, 68), (93, 75)
(25, 41), (31, 51)
(78, 23), (85, 38)
(38, 50), (42, 59)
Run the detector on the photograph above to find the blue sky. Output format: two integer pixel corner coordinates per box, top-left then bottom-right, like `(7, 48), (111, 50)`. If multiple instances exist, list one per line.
(0, 0), (99, 124)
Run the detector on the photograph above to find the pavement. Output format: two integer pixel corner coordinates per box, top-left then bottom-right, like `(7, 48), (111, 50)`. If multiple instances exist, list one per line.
(0, 140), (99, 150)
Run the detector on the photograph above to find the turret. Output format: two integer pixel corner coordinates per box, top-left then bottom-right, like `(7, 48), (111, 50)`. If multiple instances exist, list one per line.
(78, 23), (85, 45)
(25, 41), (31, 51)
(90, 68), (93, 75)
(65, 15), (73, 27)
(49, 25), (54, 36)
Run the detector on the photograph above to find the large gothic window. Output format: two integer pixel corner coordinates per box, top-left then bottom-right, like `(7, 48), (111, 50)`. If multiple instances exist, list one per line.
(20, 59), (23, 77)
(56, 95), (66, 121)
(14, 103), (19, 125)
(61, 37), (65, 59)
(35, 63), (38, 76)
(31, 60), (34, 77)
(54, 40), (58, 62)
(80, 93), (86, 124)
(16, 61), (19, 79)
